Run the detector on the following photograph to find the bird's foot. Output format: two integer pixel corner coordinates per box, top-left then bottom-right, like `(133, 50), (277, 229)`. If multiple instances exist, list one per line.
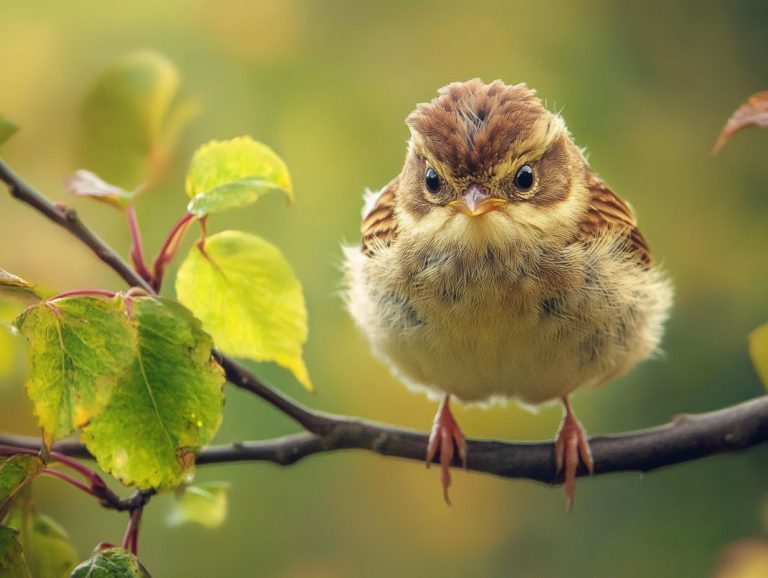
(426, 395), (466, 505)
(554, 398), (594, 511)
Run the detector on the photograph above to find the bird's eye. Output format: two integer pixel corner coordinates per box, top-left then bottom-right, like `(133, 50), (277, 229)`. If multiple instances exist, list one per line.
(515, 165), (534, 190)
(424, 167), (442, 194)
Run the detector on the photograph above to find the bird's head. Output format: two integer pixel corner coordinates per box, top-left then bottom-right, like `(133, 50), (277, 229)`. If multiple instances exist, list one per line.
(398, 79), (590, 250)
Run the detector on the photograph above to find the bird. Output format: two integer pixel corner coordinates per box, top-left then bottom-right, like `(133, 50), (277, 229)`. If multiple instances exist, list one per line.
(344, 79), (673, 507)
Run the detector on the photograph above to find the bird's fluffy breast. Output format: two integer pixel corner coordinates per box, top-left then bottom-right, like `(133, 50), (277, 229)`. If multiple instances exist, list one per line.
(345, 217), (672, 405)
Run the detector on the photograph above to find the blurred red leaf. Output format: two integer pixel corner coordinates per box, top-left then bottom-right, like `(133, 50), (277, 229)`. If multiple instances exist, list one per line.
(712, 91), (768, 156)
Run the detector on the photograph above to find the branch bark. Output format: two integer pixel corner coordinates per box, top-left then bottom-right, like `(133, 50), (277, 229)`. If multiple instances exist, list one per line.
(3, 396), (768, 484)
(2, 157), (768, 488)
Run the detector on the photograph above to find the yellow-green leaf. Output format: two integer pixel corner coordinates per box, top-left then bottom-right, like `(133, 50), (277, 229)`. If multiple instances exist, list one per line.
(0, 116), (18, 147)
(0, 455), (43, 511)
(175, 231), (311, 390)
(81, 297), (225, 490)
(79, 51), (191, 189)
(14, 297), (136, 444)
(749, 322), (768, 389)
(6, 509), (78, 578)
(168, 481), (229, 529)
(0, 526), (32, 578)
(71, 547), (151, 578)
(185, 137), (292, 217)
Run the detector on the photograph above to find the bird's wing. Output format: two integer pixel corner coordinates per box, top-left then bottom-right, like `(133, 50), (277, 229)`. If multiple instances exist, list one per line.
(361, 177), (399, 256)
(578, 172), (652, 269)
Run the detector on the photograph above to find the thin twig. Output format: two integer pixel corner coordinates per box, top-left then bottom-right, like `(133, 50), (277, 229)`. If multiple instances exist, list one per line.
(213, 354), (335, 434)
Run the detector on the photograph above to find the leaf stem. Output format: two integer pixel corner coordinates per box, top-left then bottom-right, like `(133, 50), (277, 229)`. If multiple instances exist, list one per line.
(1, 444), (115, 503)
(42, 467), (95, 496)
(48, 450), (104, 484)
(126, 206), (153, 285)
(0, 445), (38, 457)
(50, 289), (118, 301)
(2, 442), (158, 515)
(150, 211), (195, 291)
(121, 507), (143, 555)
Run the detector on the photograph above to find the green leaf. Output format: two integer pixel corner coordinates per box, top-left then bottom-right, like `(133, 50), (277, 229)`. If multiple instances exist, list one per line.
(168, 481), (229, 529)
(6, 509), (78, 578)
(188, 177), (290, 218)
(14, 297), (136, 444)
(0, 526), (31, 578)
(0, 269), (38, 300)
(81, 297), (224, 490)
(0, 116), (18, 147)
(185, 136), (292, 217)
(65, 170), (134, 208)
(70, 547), (151, 578)
(176, 231), (312, 390)
(749, 322), (768, 389)
(0, 455), (43, 511)
(79, 51), (192, 189)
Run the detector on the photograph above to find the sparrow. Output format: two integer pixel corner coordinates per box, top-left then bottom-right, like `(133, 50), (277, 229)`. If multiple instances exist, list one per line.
(344, 79), (673, 506)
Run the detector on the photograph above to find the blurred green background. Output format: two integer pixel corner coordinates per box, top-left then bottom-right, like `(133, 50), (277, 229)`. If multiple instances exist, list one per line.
(2, 1), (768, 576)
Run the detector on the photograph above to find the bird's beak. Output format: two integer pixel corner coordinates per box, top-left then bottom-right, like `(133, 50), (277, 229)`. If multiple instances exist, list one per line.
(449, 184), (507, 217)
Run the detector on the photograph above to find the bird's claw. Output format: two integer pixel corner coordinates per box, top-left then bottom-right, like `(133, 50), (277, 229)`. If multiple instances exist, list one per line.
(554, 401), (594, 511)
(426, 396), (466, 505)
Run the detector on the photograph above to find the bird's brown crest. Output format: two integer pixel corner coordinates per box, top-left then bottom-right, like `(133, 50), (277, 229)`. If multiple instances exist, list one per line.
(406, 79), (547, 176)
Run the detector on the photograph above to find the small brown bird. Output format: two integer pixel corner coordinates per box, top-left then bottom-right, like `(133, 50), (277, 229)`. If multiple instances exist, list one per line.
(345, 79), (672, 506)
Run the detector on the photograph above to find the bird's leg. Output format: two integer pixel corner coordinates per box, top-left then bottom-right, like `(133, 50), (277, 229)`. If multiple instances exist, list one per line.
(554, 397), (594, 511)
(425, 395), (466, 504)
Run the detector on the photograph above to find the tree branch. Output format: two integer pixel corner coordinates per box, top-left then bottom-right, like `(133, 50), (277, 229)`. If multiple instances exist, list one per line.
(3, 396), (768, 485)
(2, 157), (767, 488)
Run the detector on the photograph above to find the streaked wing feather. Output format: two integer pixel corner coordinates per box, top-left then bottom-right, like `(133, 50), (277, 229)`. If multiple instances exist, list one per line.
(579, 173), (652, 268)
(361, 177), (399, 256)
